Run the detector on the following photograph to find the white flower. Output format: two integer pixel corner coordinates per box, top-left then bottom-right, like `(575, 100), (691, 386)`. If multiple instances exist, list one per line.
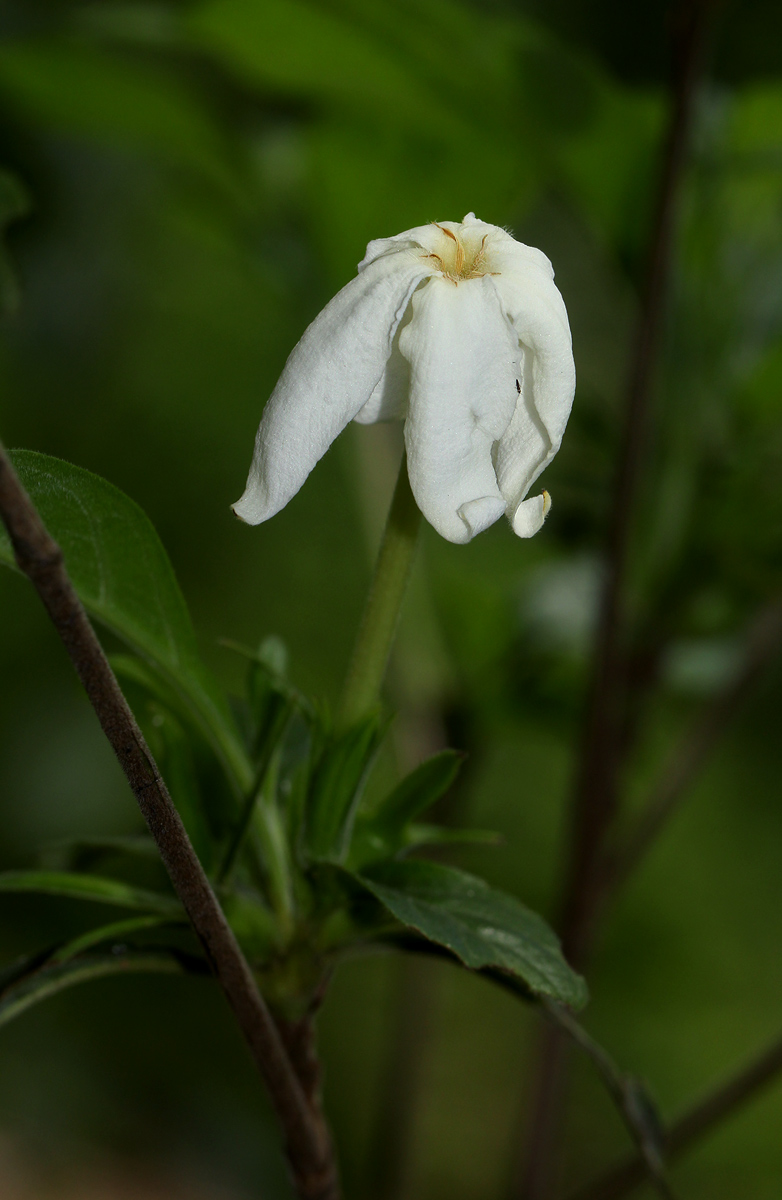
(233, 213), (575, 545)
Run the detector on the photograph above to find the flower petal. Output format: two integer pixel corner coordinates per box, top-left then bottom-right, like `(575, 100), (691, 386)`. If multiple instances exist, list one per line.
(489, 249), (575, 533)
(400, 275), (519, 544)
(512, 490), (551, 538)
(353, 311), (412, 424)
(359, 225), (448, 269)
(233, 252), (430, 524)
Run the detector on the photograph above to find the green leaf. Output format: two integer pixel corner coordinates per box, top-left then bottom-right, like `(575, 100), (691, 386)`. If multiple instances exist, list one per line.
(358, 860), (587, 1009)
(347, 821), (499, 870)
(0, 950), (52, 994)
(0, 950), (190, 1031)
(347, 750), (466, 866)
(50, 915), (182, 964)
(305, 713), (385, 863)
(375, 750), (464, 828)
(0, 451), (253, 795)
(401, 824), (502, 850)
(0, 870), (183, 915)
(39, 834), (160, 871)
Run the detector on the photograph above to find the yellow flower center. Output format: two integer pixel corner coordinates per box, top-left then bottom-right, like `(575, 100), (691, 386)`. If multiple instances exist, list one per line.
(424, 224), (494, 283)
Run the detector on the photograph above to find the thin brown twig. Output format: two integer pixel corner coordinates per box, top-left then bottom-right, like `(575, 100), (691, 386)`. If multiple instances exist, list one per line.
(516, 5), (717, 1197)
(561, 0), (717, 973)
(600, 597), (782, 901)
(0, 442), (339, 1200)
(568, 1028), (782, 1200)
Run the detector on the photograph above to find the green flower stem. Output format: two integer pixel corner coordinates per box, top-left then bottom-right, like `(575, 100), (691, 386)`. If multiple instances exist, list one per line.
(338, 452), (422, 733)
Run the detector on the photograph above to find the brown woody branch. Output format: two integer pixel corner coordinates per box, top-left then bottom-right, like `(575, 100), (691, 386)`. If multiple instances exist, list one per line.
(0, 442), (339, 1200)
(560, 0), (717, 974)
(516, 5), (718, 1197)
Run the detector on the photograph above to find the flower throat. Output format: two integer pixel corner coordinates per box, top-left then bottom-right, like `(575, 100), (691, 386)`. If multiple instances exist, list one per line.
(425, 224), (494, 283)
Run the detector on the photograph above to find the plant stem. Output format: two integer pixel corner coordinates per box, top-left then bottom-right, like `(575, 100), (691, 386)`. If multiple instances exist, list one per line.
(543, 1003), (678, 1200)
(0, 442), (339, 1200)
(568, 1027), (782, 1200)
(337, 451), (421, 733)
(560, 0), (714, 975)
(516, 5), (716, 1196)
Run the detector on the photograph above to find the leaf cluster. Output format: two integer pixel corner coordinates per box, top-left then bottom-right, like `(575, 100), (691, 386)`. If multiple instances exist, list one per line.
(0, 450), (586, 1023)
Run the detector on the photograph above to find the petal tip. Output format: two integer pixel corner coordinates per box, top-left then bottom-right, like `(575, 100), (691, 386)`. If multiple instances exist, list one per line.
(231, 488), (267, 526)
(458, 495), (506, 541)
(511, 491), (551, 538)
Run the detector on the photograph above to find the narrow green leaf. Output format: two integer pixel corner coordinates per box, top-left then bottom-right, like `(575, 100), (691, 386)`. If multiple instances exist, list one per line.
(401, 824), (502, 850)
(347, 821), (500, 870)
(374, 749), (464, 829)
(40, 835), (160, 871)
(0, 870), (183, 915)
(347, 750), (467, 867)
(358, 860), (587, 1010)
(0, 451), (253, 795)
(0, 950), (188, 1030)
(305, 714), (384, 863)
(50, 915), (182, 964)
(0, 949), (52, 994)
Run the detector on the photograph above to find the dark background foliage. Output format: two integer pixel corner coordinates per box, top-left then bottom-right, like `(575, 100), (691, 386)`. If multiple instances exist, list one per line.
(0, 1), (781, 1197)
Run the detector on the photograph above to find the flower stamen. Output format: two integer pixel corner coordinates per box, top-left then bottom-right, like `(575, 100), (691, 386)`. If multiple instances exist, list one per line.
(427, 225), (491, 283)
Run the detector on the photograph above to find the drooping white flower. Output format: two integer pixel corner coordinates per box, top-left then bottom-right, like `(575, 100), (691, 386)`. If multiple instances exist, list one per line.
(233, 213), (575, 545)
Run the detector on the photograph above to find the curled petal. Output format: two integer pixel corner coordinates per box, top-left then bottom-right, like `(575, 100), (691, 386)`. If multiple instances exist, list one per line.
(489, 252), (575, 531)
(512, 490), (551, 538)
(233, 253), (431, 524)
(400, 275), (519, 544)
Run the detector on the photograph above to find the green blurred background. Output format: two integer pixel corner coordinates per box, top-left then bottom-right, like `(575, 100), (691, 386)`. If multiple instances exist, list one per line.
(1, 0), (782, 1196)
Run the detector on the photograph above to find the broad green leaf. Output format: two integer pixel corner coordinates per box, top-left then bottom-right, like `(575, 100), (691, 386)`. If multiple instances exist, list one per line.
(0, 870), (182, 915)
(0, 451), (253, 795)
(0, 950), (188, 1030)
(50, 915), (181, 964)
(305, 714), (384, 863)
(359, 860), (587, 1009)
